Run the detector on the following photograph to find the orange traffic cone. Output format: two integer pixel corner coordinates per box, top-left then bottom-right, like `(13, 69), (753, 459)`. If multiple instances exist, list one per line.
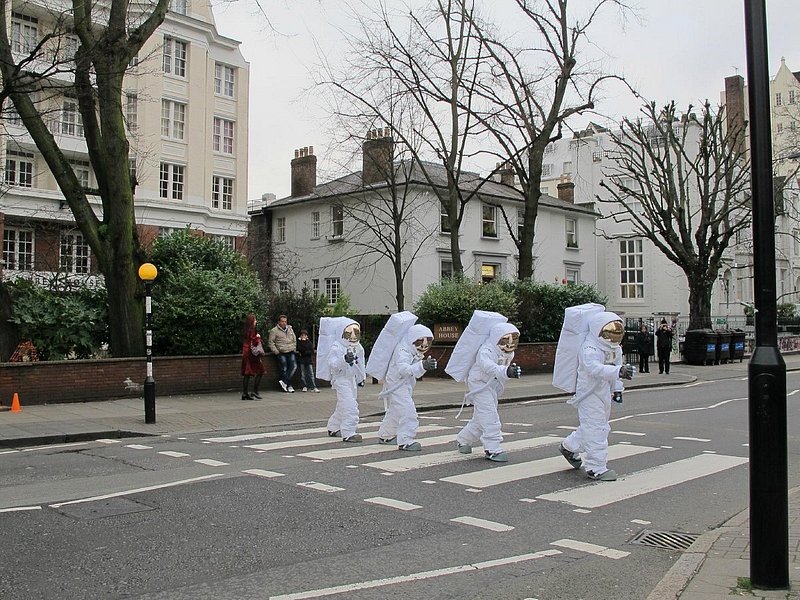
(10, 392), (21, 413)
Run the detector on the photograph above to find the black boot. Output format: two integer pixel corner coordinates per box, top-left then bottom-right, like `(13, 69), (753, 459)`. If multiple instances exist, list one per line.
(252, 375), (263, 399)
(242, 376), (252, 400)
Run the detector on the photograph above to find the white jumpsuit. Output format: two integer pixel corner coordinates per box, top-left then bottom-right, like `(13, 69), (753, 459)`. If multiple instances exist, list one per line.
(455, 322), (518, 454)
(377, 325), (431, 446)
(562, 312), (624, 474)
(326, 338), (366, 439)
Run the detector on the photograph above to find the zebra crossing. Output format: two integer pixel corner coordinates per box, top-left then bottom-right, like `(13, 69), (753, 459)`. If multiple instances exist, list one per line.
(200, 420), (749, 514)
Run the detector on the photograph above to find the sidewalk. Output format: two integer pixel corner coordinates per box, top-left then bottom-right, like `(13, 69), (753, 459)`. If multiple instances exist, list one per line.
(2, 355), (799, 598)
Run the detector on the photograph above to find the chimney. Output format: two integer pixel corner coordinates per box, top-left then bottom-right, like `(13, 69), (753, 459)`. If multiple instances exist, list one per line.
(496, 161), (514, 186)
(724, 75), (746, 154)
(291, 146), (316, 197)
(557, 176), (575, 204)
(362, 128), (394, 185)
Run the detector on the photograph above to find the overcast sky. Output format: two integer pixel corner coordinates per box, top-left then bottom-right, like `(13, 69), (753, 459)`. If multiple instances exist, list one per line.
(211, 0), (798, 201)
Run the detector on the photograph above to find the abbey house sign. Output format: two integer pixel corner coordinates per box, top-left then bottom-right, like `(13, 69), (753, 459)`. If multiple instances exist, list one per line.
(434, 323), (462, 342)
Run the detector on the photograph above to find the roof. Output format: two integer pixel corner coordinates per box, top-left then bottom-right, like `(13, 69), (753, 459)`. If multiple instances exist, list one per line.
(266, 159), (598, 217)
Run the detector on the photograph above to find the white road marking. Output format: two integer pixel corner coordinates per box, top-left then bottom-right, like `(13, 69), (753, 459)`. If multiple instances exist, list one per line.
(194, 459), (228, 466)
(96, 439), (121, 444)
(362, 436), (562, 473)
(466, 488), (483, 493)
(673, 437), (711, 442)
(0, 449), (19, 455)
(551, 539), (629, 559)
(0, 505), (42, 513)
(788, 389), (799, 397)
(21, 442), (90, 452)
(557, 426), (578, 431)
(537, 454), (748, 509)
(418, 416), (446, 420)
(519, 498), (537, 503)
(48, 474), (225, 508)
(297, 482), (344, 493)
(573, 509), (591, 514)
(298, 433), (458, 460)
(631, 519), (651, 525)
(364, 497), (422, 511)
(506, 422), (534, 427)
(267, 549), (561, 600)
(125, 444), (152, 450)
(247, 425), (450, 452)
(610, 397), (744, 424)
(205, 423), (383, 443)
(702, 450), (717, 454)
(450, 516), (514, 532)
(242, 469), (285, 478)
(613, 431), (646, 437)
(440, 444), (657, 489)
(158, 451), (190, 458)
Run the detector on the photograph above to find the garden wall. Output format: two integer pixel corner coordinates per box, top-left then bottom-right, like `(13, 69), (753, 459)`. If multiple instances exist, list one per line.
(0, 342), (558, 406)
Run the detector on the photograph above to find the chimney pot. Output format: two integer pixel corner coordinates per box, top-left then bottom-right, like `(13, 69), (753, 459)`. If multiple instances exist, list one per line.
(362, 129), (394, 185)
(291, 145), (317, 197)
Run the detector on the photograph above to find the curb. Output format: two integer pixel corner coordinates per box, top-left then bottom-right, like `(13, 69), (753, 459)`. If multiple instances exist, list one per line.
(0, 429), (151, 449)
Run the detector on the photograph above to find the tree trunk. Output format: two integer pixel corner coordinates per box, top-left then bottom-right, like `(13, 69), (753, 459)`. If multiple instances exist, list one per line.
(687, 277), (713, 330)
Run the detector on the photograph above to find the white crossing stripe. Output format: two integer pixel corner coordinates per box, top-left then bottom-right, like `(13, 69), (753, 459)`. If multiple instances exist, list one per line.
(674, 436), (711, 442)
(612, 431), (646, 437)
(204, 423), (382, 443)
(247, 425), (451, 452)
(537, 453), (748, 508)
(450, 516), (514, 532)
(362, 436), (562, 473)
(551, 538), (629, 559)
(194, 459), (228, 467)
(268, 549), (561, 600)
(125, 444), (153, 450)
(95, 439), (121, 444)
(440, 444), (658, 489)
(242, 469), (285, 478)
(299, 433), (458, 460)
(158, 451), (190, 458)
(297, 481), (344, 493)
(0, 505), (42, 513)
(364, 497), (422, 511)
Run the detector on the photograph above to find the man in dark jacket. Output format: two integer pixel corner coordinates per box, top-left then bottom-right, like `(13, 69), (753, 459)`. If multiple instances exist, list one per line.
(655, 319), (674, 374)
(636, 324), (653, 373)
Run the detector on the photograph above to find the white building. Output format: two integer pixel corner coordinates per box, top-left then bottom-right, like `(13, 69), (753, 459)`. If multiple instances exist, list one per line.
(1, 0), (250, 281)
(251, 133), (600, 314)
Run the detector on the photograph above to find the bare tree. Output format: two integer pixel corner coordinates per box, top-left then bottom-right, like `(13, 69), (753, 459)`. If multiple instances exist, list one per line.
(597, 101), (751, 329)
(459, 0), (635, 280)
(0, 0), (174, 356)
(317, 0), (491, 277)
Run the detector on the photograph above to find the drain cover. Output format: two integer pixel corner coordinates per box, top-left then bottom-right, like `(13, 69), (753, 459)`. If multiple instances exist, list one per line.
(629, 529), (698, 551)
(54, 497), (154, 521)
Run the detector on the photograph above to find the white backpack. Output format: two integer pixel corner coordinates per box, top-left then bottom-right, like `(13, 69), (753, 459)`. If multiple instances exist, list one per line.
(551, 303), (605, 393)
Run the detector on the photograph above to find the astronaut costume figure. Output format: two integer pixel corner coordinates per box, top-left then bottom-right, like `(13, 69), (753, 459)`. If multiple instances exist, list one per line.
(374, 323), (437, 451)
(317, 317), (366, 443)
(558, 310), (633, 481)
(449, 315), (522, 463)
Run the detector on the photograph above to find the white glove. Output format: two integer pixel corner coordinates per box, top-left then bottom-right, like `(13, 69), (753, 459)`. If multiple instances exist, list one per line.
(612, 391), (623, 404)
(422, 356), (438, 371)
(506, 363), (522, 379)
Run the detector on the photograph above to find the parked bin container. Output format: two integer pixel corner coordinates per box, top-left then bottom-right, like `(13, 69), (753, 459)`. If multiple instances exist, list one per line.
(730, 330), (746, 362)
(683, 329), (715, 365)
(715, 330), (732, 364)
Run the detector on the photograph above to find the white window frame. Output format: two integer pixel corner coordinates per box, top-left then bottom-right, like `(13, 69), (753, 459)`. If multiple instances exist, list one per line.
(159, 162), (185, 200)
(60, 231), (91, 274)
(211, 175), (233, 210)
(311, 278), (320, 293)
(275, 216), (286, 243)
(125, 93), (138, 132)
(162, 37), (187, 77)
(61, 100), (84, 137)
(564, 264), (581, 284)
(565, 217), (578, 248)
(3, 227), (34, 271)
(325, 277), (341, 305)
(213, 234), (235, 250)
(440, 200), (451, 233)
(69, 159), (91, 188)
(789, 90), (796, 105)
(562, 161), (573, 174)
(331, 205), (344, 238)
(5, 150), (34, 187)
(542, 163), (553, 176)
(161, 99), (186, 140)
(311, 211), (320, 239)
(517, 208), (524, 240)
(776, 92), (782, 107)
(11, 13), (38, 54)
(441, 260), (453, 281)
(212, 117), (234, 154)
(620, 239), (644, 299)
(170, 0), (188, 15)
(481, 203), (497, 238)
(214, 63), (235, 97)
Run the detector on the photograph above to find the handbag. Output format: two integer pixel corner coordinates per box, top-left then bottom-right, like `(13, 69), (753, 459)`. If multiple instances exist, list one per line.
(251, 341), (265, 356)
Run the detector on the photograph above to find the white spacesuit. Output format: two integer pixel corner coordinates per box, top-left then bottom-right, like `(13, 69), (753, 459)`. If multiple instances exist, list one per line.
(317, 316), (366, 443)
(558, 310), (633, 481)
(447, 313), (522, 463)
(373, 323), (436, 451)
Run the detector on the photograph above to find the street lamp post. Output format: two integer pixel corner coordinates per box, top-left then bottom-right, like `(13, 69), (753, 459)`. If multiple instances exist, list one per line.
(138, 263), (158, 424)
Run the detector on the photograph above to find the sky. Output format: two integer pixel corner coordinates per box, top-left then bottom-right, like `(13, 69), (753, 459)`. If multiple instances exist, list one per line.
(210, 0), (799, 202)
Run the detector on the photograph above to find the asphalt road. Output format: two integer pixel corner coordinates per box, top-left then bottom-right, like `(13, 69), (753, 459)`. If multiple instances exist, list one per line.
(2, 371), (798, 600)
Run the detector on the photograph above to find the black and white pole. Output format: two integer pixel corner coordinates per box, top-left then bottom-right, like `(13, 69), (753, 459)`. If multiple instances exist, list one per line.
(138, 263), (158, 424)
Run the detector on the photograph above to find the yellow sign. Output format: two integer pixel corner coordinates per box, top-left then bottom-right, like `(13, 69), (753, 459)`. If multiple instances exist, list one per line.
(481, 265), (495, 278)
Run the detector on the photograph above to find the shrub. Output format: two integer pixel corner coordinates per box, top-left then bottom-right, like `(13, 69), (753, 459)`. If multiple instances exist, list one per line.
(413, 279), (517, 329)
(7, 279), (108, 359)
(148, 230), (267, 355)
(266, 286), (329, 337)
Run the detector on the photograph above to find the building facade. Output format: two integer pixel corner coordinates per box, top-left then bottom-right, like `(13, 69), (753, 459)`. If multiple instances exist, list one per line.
(1, 0), (250, 284)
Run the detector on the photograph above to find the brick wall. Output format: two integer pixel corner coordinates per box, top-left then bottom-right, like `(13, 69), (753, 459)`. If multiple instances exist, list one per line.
(0, 343), (558, 406)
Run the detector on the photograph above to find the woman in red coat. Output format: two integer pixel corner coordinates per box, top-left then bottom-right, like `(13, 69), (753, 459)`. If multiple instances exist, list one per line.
(241, 313), (265, 400)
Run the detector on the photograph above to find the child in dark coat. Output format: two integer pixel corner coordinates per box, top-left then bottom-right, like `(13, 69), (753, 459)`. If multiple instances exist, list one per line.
(296, 330), (320, 392)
